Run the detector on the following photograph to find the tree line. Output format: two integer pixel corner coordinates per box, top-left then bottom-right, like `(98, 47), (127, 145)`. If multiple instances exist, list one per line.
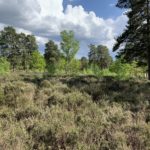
(0, 26), (113, 74)
(0, 0), (150, 79)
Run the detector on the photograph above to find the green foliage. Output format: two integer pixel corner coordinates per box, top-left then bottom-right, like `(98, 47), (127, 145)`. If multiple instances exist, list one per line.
(110, 60), (145, 79)
(82, 68), (94, 75)
(30, 51), (46, 72)
(0, 26), (38, 70)
(0, 27), (20, 70)
(56, 58), (81, 75)
(19, 33), (38, 70)
(98, 69), (117, 77)
(44, 40), (60, 74)
(66, 59), (81, 75)
(61, 30), (79, 72)
(55, 58), (66, 75)
(114, 0), (150, 80)
(81, 59), (145, 79)
(0, 57), (10, 74)
(89, 44), (112, 69)
(80, 57), (88, 70)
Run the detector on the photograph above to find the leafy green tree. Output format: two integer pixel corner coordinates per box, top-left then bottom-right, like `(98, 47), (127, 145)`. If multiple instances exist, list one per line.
(0, 57), (10, 74)
(30, 50), (46, 72)
(89, 44), (112, 69)
(114, 0), (150, 79)
(60, 30), (79, 72)
(44, 40), (60, 74)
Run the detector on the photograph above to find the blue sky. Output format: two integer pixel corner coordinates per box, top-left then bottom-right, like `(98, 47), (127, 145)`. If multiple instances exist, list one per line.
(63, 0), (124, 18)
(0, 0), (127, 58)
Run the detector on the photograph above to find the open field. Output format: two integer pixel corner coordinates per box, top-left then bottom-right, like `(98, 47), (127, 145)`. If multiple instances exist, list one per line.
(0, 73), (150, 150)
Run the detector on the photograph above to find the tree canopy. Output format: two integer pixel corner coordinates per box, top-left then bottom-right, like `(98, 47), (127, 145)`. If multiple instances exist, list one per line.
(113, 0), (150, 79)
(61, 30), (79, 63)
(89, 44), (112, 69)
(0, 26), (38, 70)
(44, 40), (60, 74)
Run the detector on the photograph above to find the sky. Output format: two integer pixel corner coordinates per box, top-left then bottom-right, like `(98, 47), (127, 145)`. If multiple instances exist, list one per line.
(0, 0), (128, 58)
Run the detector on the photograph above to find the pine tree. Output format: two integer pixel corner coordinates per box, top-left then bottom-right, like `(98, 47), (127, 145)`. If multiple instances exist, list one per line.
(114, 0), (150, 79)
(0, 26), (38, 71)
(19, 34), (38, 70)
(89, 44), (112, 69)
(44, 40), (60, 73)
(80, 57), (88, 70)
(88, 44), (97, 66)
(0, 26), (21, 70)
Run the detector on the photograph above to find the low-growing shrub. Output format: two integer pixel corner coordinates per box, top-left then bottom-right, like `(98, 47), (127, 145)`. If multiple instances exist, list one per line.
(0, 74), (149, 149)
(0, 57), (10, 75)
(3, 81), (35, 108)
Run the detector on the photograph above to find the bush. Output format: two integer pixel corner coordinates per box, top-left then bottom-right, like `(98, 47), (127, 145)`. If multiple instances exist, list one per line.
(3, 81), (35, 108)
(56, 59), (81, 75)
(30, 51), (46, 72)
(98, 69), (117, 77)
(0, 57), (10, 75)
(0, 74), (149, 149)
(110, 60), (145, 79)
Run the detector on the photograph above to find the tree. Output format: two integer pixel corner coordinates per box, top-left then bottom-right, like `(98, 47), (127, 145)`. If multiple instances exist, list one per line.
(80, 57), (88, 70)
(30, 50), (46, 72)
(0, 26), (21, 70)
(113, 0), (150, 79)
(18, 33), (38, 70)
(88, 44), (97, 66)
(44, 40), (60, 74)
(0, 26), (38, 71)
(60, 30), (79, 72)
(89, 44), (112, 69)
(23, 35), (38, 70)
(97, 45), (113, 69)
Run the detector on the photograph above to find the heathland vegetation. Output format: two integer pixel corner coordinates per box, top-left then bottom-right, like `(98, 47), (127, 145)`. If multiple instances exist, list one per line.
(0, 0), (150, 149)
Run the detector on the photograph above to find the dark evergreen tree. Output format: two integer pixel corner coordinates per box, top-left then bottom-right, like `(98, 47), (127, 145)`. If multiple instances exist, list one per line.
(19, 34), (38, 70)
(97, 45), (113, 69)
(89, 44), (112, 69)
(0, 26), (21, 70)
(88, 44), (97, 66)
(113, 0), (150, 79)
(44, 40), (60, 73)
(0, 26), (38, 70)
(80, 57), (88, 70)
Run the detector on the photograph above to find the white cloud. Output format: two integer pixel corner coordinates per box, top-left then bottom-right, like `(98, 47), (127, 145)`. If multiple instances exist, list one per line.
(36, 36), (49, 45)
(0, 0), (128, 58)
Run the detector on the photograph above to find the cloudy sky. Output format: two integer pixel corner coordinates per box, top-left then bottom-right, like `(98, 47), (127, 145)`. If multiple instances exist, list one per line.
(0, 0), (128, 58)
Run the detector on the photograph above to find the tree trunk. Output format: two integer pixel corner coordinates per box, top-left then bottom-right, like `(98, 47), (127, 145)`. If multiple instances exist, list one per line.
(146, 0), (150, 80)
(148, 46), (150, 80)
